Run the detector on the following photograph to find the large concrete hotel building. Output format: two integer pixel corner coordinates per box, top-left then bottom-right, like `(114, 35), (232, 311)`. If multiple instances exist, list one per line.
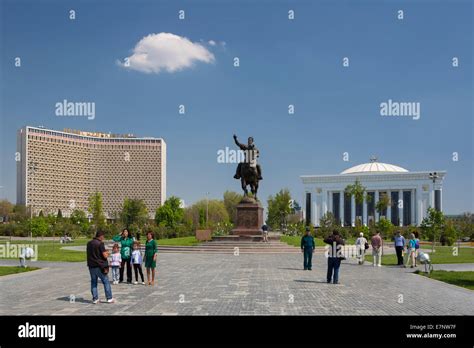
(17, 126), (166, 218)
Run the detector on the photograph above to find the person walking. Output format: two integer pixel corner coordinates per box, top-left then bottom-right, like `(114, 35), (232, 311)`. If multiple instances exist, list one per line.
(371, 231), (383, 267)
(404, 233), (417, 268)
(112, 229), (134, 284)
(394, 231), (406, 266)
(300, 227), (315, 270)
(144, 232), (158, 286)
(414, 231), (420, 267)
(324, 230), (345, 284)
(355, 232), (368, 265)
(86, 230), (115, 304)
(261, 224), (269, 243)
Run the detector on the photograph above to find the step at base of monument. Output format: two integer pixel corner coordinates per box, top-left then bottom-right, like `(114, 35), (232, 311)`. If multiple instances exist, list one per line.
(212, 235), (279, 242)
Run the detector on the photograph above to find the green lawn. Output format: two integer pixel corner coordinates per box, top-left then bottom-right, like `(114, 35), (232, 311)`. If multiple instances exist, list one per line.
(156, 236), (199, 246)
(0, 266), (40, 276)
(0, 239), (88, 262)
(415, 270), (474, 290)
(0, 237), (200, 262)
(365, 246), (474, 265)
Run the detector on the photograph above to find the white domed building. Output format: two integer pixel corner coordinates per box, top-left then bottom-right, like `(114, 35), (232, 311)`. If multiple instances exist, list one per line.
(301, 158), (446, 227)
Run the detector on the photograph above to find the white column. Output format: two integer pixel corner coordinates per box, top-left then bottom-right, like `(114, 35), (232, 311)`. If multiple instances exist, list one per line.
(416, 186), (423, 225)
(328, 191), (333, 214)
(362, 194), (367, 226)
(386, 190), (391, 222)
(339, 190), (344, 226)
(410, 189), (415, 225)
(398, 189), (403, 226)
(351, 194), (355, 227)
(375, 190), (380, 223)
(321, 189), (328, 222)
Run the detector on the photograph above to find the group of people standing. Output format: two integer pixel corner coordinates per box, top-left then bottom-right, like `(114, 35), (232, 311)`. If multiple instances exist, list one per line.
(86, 228), (158, 304)
(300, 227), (345, 284)
(300, 227), (423, 285)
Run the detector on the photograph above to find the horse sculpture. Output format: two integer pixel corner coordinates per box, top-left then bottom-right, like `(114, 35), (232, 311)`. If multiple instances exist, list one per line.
(239, 162), (259, 199)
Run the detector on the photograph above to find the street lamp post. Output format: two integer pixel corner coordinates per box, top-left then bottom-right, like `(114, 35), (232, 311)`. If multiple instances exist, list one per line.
(206, 192), (209, 228)
(429, 172), (439, 253)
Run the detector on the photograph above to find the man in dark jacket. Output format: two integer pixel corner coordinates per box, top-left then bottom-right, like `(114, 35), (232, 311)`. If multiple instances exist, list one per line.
(301, 227), (315, 270)
(87, 230), (115, 304)
(324, 230), (345, 284)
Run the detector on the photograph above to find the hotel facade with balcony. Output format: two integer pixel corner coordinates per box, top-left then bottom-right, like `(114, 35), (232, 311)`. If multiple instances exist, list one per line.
(301, 160), (446, 227)
(17, 126), (166, 218)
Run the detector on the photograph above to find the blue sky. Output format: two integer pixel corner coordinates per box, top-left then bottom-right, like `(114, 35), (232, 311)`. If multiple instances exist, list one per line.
(0, 0), (472, 214)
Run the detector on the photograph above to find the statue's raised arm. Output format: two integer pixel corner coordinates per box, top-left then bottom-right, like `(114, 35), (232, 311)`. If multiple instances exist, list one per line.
(233, 134), (247, 150)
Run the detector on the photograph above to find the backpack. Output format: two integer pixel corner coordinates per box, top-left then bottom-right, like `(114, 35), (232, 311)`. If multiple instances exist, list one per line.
(415, 239), (420, 250)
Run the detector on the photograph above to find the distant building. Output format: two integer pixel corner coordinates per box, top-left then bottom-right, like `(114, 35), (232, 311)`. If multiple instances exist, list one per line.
(301, 159), (446, 227)
(17, 126), (166, 218)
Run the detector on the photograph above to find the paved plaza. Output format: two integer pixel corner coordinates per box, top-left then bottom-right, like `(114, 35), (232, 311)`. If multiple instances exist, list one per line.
(0, 253), (473, 316)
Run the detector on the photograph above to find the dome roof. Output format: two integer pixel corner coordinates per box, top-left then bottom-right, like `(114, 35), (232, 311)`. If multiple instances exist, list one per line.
(341, 162), (408, 175)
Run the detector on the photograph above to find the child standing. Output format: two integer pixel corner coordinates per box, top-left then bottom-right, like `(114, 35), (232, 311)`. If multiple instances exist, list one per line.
(110, 244), (122, 285)
(131, 241), (145, 285)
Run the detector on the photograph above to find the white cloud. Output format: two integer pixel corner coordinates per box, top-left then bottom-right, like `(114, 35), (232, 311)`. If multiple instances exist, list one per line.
(208, 40), (216, 46)
(119, 33), (215, 74)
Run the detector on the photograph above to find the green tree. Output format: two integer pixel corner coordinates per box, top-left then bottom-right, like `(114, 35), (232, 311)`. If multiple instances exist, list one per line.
(345, 179), (370, 206)
(375, 193), (391, 218)
(223, 191), (242, 223)
(319, 212), (339, 238)
(120, 198), (149, 232)
(155, 196), (184, 228)
(441, 220), (457, 246)
(57, 209), (63, 219)
(10, 204), (28, 222)
(267, 189), (292, 231)
(70, 209), (90, 234)
(185, 199), (229, 229)
(421, 207), (445, 252)
(30, 217), (49, 238)
(88, 191), (106, 229)
(0, 200), (14, 222)
(376, 217), (393, 255)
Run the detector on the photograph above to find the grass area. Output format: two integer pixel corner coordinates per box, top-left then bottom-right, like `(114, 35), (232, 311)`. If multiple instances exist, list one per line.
(0, 266), (40, 276)
(156, 236), (199, 246)
(0, 240), (87, 262)
(365, 246), (474, 265)
(0, 236), (200, 262)
(415, 270), (474, 290)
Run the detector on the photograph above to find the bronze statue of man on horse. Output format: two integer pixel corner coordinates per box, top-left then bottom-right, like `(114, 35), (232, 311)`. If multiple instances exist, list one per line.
(233, 134), (262, 199)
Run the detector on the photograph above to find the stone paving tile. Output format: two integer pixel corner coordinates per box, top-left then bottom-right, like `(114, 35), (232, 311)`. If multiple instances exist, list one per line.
(0, 253), (473, 316)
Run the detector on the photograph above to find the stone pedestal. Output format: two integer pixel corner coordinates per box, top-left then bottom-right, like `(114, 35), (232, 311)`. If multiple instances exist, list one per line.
(231, 198), (264, 236)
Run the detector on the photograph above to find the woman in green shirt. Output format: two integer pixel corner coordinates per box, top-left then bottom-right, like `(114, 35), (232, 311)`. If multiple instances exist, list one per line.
(112, 229), (134, 284)
(144, 231), (158, 286)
